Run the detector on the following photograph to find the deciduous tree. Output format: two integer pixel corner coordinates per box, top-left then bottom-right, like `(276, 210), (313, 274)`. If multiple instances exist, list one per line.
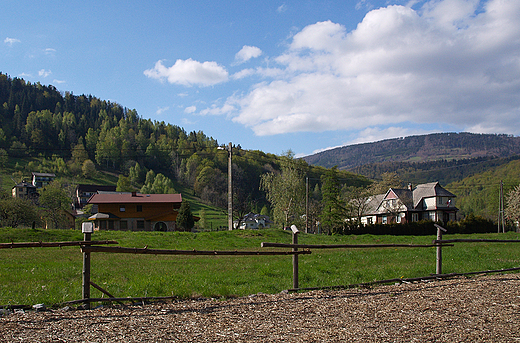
(260, 151), (306, 228)
(505, 185), (520, 226)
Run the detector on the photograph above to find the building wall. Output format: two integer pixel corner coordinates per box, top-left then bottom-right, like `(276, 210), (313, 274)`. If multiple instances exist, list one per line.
(93, 202), (179, 232)
(97, 202), (176, 219)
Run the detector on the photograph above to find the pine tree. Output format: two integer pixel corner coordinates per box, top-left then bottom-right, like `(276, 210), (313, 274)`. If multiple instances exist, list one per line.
(177, 201), (194, 232)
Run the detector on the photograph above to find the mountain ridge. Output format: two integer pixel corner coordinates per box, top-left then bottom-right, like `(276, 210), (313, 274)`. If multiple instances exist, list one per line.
(303, 132), (520, 171)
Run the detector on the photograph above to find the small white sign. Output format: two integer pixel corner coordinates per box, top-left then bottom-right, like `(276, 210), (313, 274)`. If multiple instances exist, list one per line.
(82, 222), (94, 233)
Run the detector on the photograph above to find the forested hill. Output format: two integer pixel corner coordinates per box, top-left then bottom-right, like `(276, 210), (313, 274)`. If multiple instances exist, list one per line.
(0, 73), (368, 217)
(303, 133), (520, 171)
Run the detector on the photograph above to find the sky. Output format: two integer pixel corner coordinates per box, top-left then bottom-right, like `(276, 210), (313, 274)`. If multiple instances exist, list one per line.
(2, 0), (520, 157)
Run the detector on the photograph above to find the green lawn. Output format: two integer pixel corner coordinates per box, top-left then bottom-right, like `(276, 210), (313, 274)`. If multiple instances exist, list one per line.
(1, 228), (519, 306)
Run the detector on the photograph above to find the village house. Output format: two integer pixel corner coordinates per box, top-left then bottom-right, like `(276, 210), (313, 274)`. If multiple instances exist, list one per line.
(360, 182), (458, 225)
(31, 172), (55, 189)
(74, 184), (117, 209)
(12, 180), (38, 201)
(87, 192), (182, 232)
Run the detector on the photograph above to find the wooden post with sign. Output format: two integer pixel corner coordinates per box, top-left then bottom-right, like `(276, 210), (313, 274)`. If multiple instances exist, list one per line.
(291, 225), (299, 289)
(82, 222), (93, 308)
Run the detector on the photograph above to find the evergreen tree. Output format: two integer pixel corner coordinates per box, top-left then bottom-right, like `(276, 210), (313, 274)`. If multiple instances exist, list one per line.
(320, 166), (345, 234)
(176, 201), (194, 232)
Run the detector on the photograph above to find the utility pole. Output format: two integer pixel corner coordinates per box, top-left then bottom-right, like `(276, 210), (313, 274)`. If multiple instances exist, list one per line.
(305, 176), (309, 234)
(218, 142), (233, 230)
(227, 142), (233, 231)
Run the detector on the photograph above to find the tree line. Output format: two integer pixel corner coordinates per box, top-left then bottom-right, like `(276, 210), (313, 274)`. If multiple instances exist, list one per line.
(2, 73), (519, 232)
(0, 73), (369, 230)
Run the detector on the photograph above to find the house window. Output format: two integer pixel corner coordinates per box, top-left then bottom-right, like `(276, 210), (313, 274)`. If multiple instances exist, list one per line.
(367, 217), (373, 225)
(136, 205), (143, 212)
(137, 220), (145, 230)
(412, 213), (419, 222)
(120, 221), (128, 230)
(119, 205), (126, 212)
(396, 214), (402, 223)
(382, 216), (388, 224)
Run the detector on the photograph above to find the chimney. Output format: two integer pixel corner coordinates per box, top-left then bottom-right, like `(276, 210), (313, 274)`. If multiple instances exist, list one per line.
(131, 191), (137, 197)
(408, 183), (413, 191)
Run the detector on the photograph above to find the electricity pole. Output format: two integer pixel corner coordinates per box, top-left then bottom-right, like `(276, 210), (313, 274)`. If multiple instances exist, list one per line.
(218, 142), (233, 230)
(227, 142), (233, 231)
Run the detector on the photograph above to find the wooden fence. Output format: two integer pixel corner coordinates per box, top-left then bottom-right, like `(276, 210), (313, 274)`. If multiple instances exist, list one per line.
(3, 224), (520, 309)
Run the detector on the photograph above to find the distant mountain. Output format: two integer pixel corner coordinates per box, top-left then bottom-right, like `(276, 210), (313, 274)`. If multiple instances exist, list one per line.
(303, 132), (520, 171)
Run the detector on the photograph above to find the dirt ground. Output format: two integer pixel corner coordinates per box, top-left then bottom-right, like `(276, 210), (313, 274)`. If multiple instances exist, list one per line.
(1, 273), (520, 342)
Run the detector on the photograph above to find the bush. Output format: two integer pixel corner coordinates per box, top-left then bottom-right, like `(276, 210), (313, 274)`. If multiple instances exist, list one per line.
(344, 220), (438, 236)
(445, 214), (496, 234)
(343, 216), (497, 236)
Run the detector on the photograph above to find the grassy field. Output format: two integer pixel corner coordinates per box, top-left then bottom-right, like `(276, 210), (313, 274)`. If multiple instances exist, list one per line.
(1, 228), (520, 307)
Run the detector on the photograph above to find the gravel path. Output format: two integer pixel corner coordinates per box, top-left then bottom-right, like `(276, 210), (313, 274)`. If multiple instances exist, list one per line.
(2, 274), (520, 342)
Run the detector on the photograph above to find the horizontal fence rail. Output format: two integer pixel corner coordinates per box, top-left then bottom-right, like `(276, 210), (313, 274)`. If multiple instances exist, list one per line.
(433, 239), (520, 244)
(261, 242), (448, 249)
(81, 245), (311, 256)
(0, 240), (118, 249)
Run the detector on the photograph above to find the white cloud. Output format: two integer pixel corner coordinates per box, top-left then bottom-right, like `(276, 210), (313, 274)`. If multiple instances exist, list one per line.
(38, 69), (52, 77)
(181, 118), (197, 125)
(234, 45), (263, 65)
(222, 0), (520, 137)
(184, 106), (197, 114)
(4, 37), (20, 46)
(200, 103), (236, 116)
(156, 106), (170, 115)
(277, 3), (287, 13)
(144, 59), (228, 86)
(52, 79), (65, 84)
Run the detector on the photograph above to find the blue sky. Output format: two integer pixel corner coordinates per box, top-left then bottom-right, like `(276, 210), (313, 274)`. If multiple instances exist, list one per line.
(2, 0), (519, 157)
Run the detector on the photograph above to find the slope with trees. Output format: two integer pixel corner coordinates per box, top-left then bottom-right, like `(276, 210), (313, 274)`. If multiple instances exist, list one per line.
(0, 73), (369, 230)
(446, 159), (520, 222)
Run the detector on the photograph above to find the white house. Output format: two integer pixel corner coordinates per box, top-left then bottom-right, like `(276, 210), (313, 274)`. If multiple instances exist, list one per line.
(360, 182), (458, 225)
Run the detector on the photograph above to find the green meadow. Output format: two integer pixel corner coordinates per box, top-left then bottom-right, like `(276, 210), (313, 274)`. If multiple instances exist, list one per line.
(1, 228), (519, 306)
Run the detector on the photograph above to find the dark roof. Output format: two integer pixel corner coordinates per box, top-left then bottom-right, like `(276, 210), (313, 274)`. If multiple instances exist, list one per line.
(413, 182), (455, 208)
(32, 172), (56, 177)
(13, 181), (36, 189)
(88, 193), (182, 206)
(370, 182), (456, 213)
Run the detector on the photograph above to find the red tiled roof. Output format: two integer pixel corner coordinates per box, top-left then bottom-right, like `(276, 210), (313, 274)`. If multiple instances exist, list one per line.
(88, 193), (182, 204)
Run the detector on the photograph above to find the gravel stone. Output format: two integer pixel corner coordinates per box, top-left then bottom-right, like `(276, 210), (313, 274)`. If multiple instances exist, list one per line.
(1, 274), (519, 342)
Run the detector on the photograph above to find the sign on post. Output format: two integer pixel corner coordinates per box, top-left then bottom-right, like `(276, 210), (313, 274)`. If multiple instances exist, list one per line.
(82, 222), (93, 233)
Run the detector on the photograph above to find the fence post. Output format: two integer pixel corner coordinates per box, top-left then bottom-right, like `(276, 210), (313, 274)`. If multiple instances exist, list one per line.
(435, 224), (447, 275)
(291, 225), (299, 289)
(82, 222), (93, 309)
